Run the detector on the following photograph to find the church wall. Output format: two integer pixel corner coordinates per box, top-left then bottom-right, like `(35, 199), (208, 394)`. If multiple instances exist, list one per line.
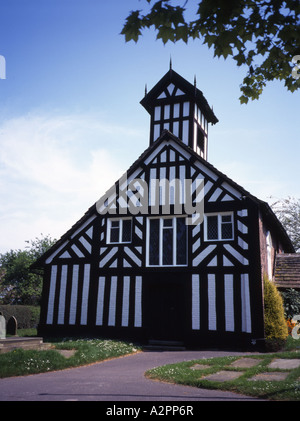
(38, 139), (267, 347)
(36, 69), (291, 348)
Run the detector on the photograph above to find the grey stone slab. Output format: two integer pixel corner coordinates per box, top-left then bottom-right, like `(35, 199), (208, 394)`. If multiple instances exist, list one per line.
(268, 359), (300, 370)
(56, 349), (76, 358)
(202, 371), (244, 382)
(190, 364), (211, 370)
(230, 358), (262, 368)
(249, 372), (289, 381)
(0, 337), (44, 353)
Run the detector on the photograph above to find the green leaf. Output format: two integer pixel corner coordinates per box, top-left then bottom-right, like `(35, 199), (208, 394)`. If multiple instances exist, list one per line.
(239, 95), (249, 104)
(204, 34), (217, 48)
(122, 0), (300, 101)
(233, 51), (246, 66)
(175, 25), (189, 43)
(157, 26), (175, 44)
(121, 10), (142, 43)
(221, 45), (233, 59)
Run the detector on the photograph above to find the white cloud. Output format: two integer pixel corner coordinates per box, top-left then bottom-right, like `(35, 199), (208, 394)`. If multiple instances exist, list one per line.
(0, 111), (144, 253)
(1, 110), (297, 254)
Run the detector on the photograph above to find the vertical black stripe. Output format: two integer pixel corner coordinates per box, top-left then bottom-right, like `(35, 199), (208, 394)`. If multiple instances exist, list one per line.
(129, 276), (136, 328)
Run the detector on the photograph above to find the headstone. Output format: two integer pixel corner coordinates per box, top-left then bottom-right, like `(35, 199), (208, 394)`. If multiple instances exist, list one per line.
(7, 316), (17, 336)
(0, 314), (6, 339)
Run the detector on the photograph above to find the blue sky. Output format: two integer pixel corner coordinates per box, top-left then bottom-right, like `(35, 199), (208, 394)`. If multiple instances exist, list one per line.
(0, 0), (299, 253)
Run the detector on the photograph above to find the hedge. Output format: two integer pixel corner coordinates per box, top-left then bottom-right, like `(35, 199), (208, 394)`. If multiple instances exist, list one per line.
(0, 305), (40, 329)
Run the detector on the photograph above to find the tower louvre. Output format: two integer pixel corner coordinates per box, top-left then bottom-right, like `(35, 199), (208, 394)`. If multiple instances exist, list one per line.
(140, 68), (218, 160)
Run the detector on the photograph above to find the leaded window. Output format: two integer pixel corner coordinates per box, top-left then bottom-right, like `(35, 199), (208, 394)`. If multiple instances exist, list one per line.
(107, 218), (132, 243)
(205, 213), (234, 241)
(147, 217), (187, 266)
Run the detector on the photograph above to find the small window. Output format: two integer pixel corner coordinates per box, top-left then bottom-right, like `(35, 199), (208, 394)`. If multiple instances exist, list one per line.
(221, 214), (233, 239)
(110, 220), (120, 242)
(207, 215), (218, 240)
(108, 219), (132, 243)
(205, 213), (234, 241)
(122, 219), (132, 242)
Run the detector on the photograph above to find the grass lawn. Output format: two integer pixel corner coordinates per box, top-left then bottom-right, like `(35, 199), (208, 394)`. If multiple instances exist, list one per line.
(0, 329), (140, 378)
(146, 337), (300, 401)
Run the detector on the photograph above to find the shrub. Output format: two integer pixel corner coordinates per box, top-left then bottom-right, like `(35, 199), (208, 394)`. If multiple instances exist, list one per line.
(280, 288), (300, 320)
(0, 305), (40, 329)
(264, 275), (288, 351)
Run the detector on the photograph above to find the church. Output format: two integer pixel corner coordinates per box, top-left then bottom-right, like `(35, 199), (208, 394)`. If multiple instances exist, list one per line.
(33, 68), (294, 348)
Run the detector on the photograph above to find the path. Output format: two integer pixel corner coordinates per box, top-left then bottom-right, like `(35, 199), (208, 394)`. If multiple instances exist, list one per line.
(0, 349), (264, 401)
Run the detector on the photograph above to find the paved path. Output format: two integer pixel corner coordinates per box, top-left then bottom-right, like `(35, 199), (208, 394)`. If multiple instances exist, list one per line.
(0, 350), (264, 401)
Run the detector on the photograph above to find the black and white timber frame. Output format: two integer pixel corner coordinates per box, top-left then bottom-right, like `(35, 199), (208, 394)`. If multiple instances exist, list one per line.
(33, 69), (294, 348)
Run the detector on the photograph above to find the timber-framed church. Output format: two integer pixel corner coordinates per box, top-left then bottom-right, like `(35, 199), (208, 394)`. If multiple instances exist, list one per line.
(33, 68), (294, 348)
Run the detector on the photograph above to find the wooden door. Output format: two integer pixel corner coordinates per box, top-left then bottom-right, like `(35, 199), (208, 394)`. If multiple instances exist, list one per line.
(144, 274), (186, 341)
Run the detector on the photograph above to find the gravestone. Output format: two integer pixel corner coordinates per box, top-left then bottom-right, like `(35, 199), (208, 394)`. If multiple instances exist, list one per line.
(7, 316), (17, 336)
(0, 314), (6, 339)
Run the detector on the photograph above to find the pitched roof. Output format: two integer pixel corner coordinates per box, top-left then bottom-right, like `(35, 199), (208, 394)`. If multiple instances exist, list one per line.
(275, 253), (300, 289)
(140, 69), (219, 124)
(31, 130), (294, 268)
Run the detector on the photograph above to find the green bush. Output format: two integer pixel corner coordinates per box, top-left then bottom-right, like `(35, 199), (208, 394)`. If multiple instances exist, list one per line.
(280, 288), (300, 320)
(264, 275), (288, 351)
(0, 305), (40, 329)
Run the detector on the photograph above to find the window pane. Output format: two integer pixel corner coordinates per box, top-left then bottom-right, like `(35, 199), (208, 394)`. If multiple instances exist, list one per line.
(122, 219), (132, 242)
(207, 216), (218, 240)
(222, 215), (232, 223)
(183, 101), (190, 116)
(173, 121), (179, 137)
(173, 103), (180, 118)
(154, 106), (161, 121)
(163, 218), (172, 227)
(182, 120), (189, 144)
(110, 226), (119, 243)
(154, 124), (160, 141)
(222, 222), (233, 239)
(163, 227), (173, 265)
(176, 218), (187, 265)
(149, 219), (159, 265)
(197, 128), (204, 151)
(164, 104), (170, 119)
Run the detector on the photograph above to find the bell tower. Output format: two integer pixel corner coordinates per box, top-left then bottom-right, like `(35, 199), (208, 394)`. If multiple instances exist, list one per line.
(140, 68), (218, 160)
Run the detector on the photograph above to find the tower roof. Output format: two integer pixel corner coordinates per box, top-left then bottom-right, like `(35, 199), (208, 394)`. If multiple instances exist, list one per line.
(140, 68), (218, 125)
